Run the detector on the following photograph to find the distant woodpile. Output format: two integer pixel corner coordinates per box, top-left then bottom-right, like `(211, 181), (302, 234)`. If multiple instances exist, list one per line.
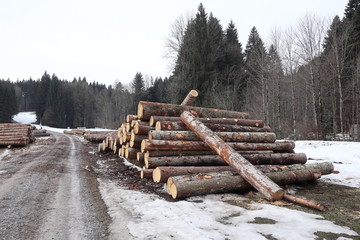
(92, 90), (334, 210)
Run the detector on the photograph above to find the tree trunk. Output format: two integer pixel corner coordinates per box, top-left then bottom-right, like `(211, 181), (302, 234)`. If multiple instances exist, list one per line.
(145, 153), (307, 168)
(141, 139), (294, 153)
(125, 147), (138, 160)
(155, 121), (271, 132)
(180, 111), (284, 201)
(168, 169), (320, 199)
(126, 114), (139, 123)
(148, 130), (276, 142)
(137, 101), (250, 120)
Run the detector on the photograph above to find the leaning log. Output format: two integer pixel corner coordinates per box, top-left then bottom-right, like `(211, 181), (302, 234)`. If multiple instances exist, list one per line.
(180, 111), (284, 201)
(155, 121), (271, 132)
(148, 130), (276, 143)
(137, 101), (250, 120)
(168, 169), (320, 199)
(144, 153), (307, 168)
(141, 139), (295, 152)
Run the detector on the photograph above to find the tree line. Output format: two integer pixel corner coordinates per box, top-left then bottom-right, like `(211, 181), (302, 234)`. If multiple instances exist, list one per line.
(1, 0), (359, 140)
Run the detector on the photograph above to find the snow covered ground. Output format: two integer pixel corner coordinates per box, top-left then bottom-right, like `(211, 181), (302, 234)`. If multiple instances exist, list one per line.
(10, 112), (360, 239)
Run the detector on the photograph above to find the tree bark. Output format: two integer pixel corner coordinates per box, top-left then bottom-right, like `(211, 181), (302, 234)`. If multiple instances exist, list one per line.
(180, 111), (284, 201)
(148, 130), (276, 143)
(137, 101), (250, 120)
(145, 153), (307, 169)
(168, 169), (320, 199)
(141, 168), (154, 179)
(155, 121), (271, 132)
(125, 147), (138, 160)
(141, 139), (295, 152)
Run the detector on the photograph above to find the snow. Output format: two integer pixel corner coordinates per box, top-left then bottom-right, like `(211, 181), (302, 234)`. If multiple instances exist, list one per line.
(295, 141), (360, 188)
(99, 179), (358, 240)
(12, 111), (37, 124)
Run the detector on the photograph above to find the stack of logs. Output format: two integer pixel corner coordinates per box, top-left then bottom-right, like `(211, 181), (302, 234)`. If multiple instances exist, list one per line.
(0, 123), (35, 147)
(95, 92), (334, 210)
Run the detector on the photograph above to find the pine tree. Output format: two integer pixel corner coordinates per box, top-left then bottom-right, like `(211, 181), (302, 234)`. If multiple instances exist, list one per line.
(132, 72), (145, 109)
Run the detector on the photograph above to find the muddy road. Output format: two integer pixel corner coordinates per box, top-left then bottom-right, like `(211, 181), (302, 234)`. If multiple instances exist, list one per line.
(0, 132), (111, 240)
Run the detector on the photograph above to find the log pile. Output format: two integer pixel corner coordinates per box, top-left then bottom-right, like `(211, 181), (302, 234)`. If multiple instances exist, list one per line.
(33, 129), (50, 137)
(96, 90), (334, 210)
(0, 123), (35, 147)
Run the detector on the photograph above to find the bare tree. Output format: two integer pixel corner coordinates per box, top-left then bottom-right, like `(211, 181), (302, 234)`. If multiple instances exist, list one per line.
(282, 27), (299, 140)
(293, 13), (326, 138)
(164, 13), (193, 72)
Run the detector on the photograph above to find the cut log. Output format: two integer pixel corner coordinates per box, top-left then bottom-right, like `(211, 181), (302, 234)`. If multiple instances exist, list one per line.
(125, 147), (138, 160)
(154, 162), (333, 183)
(153, 166), (233, 183)
(150, 116), (264, 127)
(180, 111), (284, 201)
(283, 194), (326, 211)
(134, 122), (155, 135)
(137, 152), (145, 167)
(144, 153), (307, 169)
(126, 115), (139, 123)
(181, 89), (198, 106)
(137, 101), (250, 120)
(155, 121), (271, 132)
(141, 168), (154, 179)
(141, 139), (295, 152)
(148, 130), (276, 143)
(168, 169), (320, 199)
(144, 150), (273, 158)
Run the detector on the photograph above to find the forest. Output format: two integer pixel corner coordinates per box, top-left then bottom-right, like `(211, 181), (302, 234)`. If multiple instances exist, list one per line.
(0, 0), (359, 140)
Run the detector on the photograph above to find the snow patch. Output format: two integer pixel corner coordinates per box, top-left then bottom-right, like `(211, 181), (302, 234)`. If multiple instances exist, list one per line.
(0, 149), (10, 161)
(12, 111), (37, 124)
(295, 141), (360, 188)
(98, 179), (358, 240)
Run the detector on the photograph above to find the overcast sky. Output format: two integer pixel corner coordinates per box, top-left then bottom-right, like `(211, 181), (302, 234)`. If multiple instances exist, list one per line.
(0, 0), (348, 86)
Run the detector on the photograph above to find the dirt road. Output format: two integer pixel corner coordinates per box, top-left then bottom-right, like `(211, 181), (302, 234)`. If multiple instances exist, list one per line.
(0, 132), (111, 240)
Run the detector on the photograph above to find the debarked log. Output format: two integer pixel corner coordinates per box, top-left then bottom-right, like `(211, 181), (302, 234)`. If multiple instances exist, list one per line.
(141, 139), (295, 152)
(137, 101), (250, 120)
(180, 110), (284, 201)
(153, 162), (333, 183)
(144, 153), (307, 168)
(155, 121), (271, 132)
(148, 130), (276, 143)
(149, 116), (264, 127)
(168, 169), (321, 199)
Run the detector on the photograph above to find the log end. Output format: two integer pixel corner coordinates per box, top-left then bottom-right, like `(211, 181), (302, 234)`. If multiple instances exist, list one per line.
(155, 121), (161, 131)
(141, 139), (146, 152)
(137, 102), (144, 119)
(169, 180), (178, 199)
(153, 167), (161, 182)
(133, 123), (139, 135)
(149, 116), (155, 126)
(270, 189), (285, 201)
